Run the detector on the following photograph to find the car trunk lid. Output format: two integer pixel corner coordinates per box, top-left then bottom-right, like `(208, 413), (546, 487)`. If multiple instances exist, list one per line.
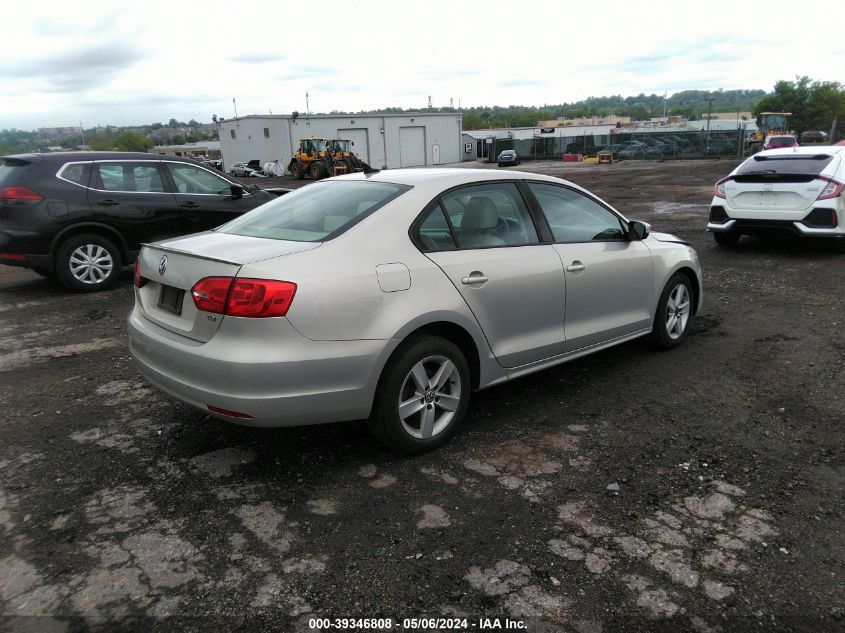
(136, 232), (319, 342)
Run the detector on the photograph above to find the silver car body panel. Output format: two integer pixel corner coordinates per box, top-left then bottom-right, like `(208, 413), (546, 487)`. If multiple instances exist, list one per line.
(128, 168), (703, 427)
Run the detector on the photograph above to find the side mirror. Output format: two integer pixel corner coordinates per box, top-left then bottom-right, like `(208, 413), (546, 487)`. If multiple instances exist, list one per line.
(230, 184), (244, 200)
(628, 220), (650, 240)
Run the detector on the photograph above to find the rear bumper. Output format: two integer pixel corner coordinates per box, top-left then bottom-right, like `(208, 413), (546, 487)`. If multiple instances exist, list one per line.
(707, 217), (845, 237)
(707, 200), (845, 237)
(128, 307), (392, 427)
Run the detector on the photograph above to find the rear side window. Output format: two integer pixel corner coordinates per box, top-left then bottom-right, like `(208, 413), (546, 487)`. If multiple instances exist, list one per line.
(57, 162), (91, 186)
(736, 154), (834, 177)
(93, 162), (166, 192)
(0, 158), (33, 186)
(218, 180), (410, 242)
(439, 182), (539, 248)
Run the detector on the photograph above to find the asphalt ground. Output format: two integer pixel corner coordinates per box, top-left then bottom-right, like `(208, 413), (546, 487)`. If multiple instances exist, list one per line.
(0, 159), (842, 633)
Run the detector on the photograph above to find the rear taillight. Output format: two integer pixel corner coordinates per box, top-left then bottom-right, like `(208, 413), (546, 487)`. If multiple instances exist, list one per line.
(133, 260), (147, 288)
(714, 177), (731, 198)
(191, 277), (233, 313)
(0, 186), (43, 202)
(817, 176), (844, 200)
(191, 277), (297, 318)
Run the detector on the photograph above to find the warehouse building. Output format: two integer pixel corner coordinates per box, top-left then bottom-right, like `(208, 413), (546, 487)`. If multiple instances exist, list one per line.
(218, 113), (463, 173)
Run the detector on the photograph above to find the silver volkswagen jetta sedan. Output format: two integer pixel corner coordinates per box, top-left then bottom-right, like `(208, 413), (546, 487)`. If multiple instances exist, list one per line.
(129, 168), (702, 452)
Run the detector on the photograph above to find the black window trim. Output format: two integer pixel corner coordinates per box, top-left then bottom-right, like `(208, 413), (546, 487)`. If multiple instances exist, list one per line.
(522, 179), (632, 245)
(409, 179), (547, 253)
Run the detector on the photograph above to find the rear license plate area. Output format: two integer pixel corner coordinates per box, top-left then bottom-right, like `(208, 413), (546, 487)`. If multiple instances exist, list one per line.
(157, 284), (185, 315)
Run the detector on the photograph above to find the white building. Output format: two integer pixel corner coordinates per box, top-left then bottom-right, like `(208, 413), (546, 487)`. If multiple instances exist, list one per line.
(218, 113), (463, 172)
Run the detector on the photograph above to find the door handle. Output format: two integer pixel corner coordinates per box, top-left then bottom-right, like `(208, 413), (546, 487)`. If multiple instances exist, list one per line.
(566, 261), (586, 273)
(96, 199), (119, 206)
(180, 201), (200, 209)
(461, 273), (489, 285)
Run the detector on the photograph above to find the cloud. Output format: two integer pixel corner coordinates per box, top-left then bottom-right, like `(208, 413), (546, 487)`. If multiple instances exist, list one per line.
(277, 66), (337, 80)
(229, 53), (286, 64)
(33, 12), (121, 36)
(499, 79), (546, 88)
(421, 68), (483, 81)
(0, 43), (145, 93)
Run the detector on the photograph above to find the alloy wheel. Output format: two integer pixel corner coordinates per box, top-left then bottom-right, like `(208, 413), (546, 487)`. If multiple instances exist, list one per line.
(397, 355), (462, 440)
(69, 244), (114, 285)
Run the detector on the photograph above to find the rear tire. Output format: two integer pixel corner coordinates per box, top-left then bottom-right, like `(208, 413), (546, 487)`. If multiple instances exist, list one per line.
(368, 336), (471, 454)
(55, 234), (121, 292)
(713, 231), (740, 246)
(650, 273), (694, 350)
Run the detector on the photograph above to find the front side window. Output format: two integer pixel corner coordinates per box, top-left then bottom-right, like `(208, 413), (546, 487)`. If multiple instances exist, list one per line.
(528, 182), (626, 242)
(438, 182), (539, 249)
(93, 162), (166, 193)
(219, 180), (410, 242)
(165, 163), (233, 194)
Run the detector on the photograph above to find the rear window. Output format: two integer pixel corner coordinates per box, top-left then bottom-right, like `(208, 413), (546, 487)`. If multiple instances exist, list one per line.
(217, 180), (411, 242)
(0, 158), (33, 186)
(736, 154), (834, 177)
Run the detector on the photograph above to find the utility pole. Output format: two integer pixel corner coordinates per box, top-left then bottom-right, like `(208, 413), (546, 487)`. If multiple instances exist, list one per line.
(306, 91), (310, 115)
(705, 98), (713, 154)
(80, 121), (85, 149)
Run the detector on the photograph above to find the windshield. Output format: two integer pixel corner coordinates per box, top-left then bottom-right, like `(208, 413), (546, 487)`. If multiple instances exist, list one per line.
(217, 180), (411, 242)
(302, 139), (326, 152)
(332, 140), (349, 151)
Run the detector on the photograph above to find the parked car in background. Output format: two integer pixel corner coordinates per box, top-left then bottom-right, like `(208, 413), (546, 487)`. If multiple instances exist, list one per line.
(0, 152), (290, 291)
(129, 168), (703, 453)
(762, 135), (798, 150)
(709, 146), (845, 250)
(798, 131), (828, 145)
(230, 162), (264, 177)
(497, 150), (521, 167)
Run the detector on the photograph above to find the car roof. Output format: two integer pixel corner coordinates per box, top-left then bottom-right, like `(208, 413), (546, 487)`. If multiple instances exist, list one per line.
(4, 151), (193, 162)
(332, 168), (565, 189)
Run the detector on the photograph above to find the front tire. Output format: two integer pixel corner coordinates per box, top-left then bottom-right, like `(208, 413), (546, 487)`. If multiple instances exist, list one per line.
(650, 273), (693, 349)
(55, 234), (121, 292)
(368, 336), (471, 453)
(310, 161), (327, 180)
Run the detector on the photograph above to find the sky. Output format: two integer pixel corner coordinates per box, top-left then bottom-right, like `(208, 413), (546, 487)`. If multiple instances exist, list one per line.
(1, 0), (843, 130)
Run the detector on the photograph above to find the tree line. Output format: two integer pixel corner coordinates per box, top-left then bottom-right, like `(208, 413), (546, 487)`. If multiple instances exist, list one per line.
(2, 78), (843, 154)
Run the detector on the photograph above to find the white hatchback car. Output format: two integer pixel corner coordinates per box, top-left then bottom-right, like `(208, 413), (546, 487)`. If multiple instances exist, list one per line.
(129, 169), (703, 452)
(708, 146), (845, 249)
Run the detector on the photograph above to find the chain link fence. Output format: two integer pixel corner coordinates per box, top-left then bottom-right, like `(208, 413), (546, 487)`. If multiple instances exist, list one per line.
(489, 129), (749, 162)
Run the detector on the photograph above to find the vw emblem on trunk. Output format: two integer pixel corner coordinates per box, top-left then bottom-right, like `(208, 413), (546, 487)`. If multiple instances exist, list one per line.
(158, 255), (168, 276)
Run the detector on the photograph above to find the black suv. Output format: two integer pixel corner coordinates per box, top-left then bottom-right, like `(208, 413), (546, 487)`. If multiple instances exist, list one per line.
(0, 152), (289, 291)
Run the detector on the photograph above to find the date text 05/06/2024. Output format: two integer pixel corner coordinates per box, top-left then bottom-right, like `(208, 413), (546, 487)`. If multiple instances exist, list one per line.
(308, 617), (527, 630)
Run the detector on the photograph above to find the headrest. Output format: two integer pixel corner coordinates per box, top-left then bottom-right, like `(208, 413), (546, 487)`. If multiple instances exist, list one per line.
(462, 196), (499, 230)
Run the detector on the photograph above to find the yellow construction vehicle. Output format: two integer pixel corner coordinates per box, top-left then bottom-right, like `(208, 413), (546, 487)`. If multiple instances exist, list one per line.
(749, 112), (792, 152)
(287, 137), (365, 180)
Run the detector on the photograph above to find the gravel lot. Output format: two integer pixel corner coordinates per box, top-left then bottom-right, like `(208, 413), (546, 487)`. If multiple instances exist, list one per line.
(0, 159), (842, 633)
